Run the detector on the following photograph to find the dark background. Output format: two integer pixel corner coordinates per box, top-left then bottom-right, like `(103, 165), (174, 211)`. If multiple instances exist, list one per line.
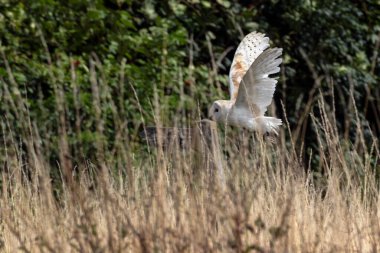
(1, 0), (379, 172)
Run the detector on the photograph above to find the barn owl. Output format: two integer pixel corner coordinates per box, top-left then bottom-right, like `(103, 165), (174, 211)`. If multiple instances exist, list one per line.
(209, 32), (282, 135)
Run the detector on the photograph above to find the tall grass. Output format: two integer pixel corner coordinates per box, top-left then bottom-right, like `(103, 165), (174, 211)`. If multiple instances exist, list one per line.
(1, 48), (380, 252)
(2, 100), (380, 252)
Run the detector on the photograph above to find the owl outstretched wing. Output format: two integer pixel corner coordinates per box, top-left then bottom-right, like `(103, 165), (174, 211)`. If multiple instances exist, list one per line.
(229, 32), (270, 100)
(234, 48), (282, 116)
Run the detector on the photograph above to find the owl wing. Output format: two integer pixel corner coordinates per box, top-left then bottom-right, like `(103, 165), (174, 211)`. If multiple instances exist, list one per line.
(234, 48), (282, 116)
(229, 32), (270, 100)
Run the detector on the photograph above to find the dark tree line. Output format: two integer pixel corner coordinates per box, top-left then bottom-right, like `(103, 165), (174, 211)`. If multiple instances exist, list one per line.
(1, 0), (379, 169)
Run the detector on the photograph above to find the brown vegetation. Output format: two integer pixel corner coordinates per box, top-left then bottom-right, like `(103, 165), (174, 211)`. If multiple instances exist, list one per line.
(1, 86), (379, 252)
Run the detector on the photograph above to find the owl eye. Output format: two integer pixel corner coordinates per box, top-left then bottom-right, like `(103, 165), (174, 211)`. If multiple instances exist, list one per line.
(214, 108), (219, 113)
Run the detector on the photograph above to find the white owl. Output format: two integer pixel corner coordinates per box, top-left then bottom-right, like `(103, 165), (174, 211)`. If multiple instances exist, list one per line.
(208, 32), (282, 135)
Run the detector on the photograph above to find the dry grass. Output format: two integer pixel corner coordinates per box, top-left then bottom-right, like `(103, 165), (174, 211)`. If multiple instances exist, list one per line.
(1, 93), (380, 253)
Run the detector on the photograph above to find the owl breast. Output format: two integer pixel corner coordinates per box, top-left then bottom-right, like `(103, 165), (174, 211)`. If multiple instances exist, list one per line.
(228, 107), (256, 130)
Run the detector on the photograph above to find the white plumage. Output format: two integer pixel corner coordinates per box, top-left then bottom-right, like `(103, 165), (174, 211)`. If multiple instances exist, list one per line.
(209, 31), (282, 135)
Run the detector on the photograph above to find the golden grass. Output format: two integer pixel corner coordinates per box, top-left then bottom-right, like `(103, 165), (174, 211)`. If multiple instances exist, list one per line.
(1, 100), (379, 253)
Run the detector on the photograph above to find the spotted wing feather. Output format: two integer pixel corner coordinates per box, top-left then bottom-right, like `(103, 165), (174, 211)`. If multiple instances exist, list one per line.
(229, 32), (270, 100)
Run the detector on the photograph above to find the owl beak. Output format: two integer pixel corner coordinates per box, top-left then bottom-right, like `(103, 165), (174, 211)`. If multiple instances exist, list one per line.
(208, 109), (214, 121)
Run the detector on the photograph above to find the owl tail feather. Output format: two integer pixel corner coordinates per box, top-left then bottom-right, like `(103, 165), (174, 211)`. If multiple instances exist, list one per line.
(261, 117), (282, 136)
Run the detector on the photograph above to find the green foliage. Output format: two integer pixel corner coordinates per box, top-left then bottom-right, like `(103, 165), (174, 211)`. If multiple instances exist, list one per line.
(0, 0), (379, 168)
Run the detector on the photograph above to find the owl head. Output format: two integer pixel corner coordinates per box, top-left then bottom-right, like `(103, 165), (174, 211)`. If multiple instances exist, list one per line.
(208, 100), (231, 122)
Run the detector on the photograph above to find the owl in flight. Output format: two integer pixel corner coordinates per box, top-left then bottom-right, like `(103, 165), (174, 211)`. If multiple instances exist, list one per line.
(208, 32), (282, 135)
